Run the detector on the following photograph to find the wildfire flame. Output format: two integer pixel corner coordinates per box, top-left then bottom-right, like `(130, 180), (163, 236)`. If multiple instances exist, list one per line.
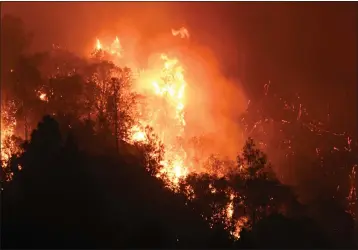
(92, 32), (249, 237)
(133, 53), (189, 185)
(94, 36), (122, 57)
(172, 27), (190, 39)
(92, 35), (190, 186)
(1, 100), (18, 176)
(96, 39), (102, 50)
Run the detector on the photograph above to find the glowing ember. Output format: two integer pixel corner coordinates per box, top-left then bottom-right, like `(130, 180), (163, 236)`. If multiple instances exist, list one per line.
(233, 216), (249, 239)
(347, 164), (357, 218)
(37, 91), (49, 102)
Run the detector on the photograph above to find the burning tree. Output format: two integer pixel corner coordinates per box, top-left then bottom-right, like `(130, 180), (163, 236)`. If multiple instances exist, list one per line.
(84, 59), (139, 147)
(178, 138), (296, 239)
(1, 99), (24, 180)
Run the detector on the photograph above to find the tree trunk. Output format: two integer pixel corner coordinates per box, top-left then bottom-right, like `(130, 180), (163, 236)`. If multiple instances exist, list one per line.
(252, 209), (256, 227)
(24, 111), (28, 141)
(112, 78), (120, 154)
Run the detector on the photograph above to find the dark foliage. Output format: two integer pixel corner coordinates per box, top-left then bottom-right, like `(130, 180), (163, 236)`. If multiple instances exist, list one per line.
(1, 116), (215, 248)
(1, 115), (355, 248)
(236, 213), (330, 249)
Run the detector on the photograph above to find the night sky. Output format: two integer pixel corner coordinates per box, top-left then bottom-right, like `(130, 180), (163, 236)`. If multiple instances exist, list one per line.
(2, 2), (357, 136)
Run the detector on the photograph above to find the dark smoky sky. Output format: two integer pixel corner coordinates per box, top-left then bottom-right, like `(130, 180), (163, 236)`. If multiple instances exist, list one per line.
(2, 2), (357, 136)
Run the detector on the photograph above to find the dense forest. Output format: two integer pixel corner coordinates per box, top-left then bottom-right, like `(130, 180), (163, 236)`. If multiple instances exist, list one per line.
(1, 14), (357, 248)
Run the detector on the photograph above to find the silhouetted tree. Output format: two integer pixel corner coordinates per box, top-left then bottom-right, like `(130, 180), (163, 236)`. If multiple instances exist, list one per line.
(1, 116), (216, 248)
(236, 213), (330, 248)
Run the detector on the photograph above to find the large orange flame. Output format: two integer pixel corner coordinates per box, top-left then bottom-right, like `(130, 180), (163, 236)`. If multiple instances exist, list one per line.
(131, 53), (189, 185)
(92, 33), (249, 237)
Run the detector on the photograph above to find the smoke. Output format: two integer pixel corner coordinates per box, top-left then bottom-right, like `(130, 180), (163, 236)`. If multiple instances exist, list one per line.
(180, 45), (248, 159)
(115, 26), (249, 161)
(147, 32), (248, 160)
